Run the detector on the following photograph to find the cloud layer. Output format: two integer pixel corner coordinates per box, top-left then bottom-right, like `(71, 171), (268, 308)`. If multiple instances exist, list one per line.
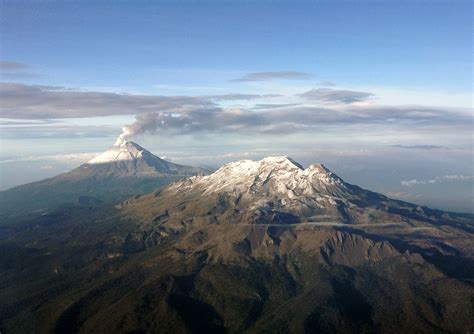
(401, 175), (474, 187)
(117, 104), (471, 142)
(1, 82), (471, 143)
(0, 152), (100, 164)
(0, 83), (213, 119)
(0, 83), (284, 119)
(388, 144), (444, 150)
(0, 61), (38, 79)
(298, 88), (374, 104)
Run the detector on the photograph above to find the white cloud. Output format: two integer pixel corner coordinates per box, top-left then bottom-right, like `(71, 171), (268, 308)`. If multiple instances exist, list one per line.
(298, 88), (374, 104)
(0, 152), (100, 164)
(401, 175), (474, 187)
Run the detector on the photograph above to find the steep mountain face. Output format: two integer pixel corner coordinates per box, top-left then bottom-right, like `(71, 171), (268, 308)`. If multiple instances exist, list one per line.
(1, 156), (473, 333)
(0, 141), (209, 220)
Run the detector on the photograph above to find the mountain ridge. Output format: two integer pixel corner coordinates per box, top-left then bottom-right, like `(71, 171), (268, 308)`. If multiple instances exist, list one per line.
(122, 156), (473, 232)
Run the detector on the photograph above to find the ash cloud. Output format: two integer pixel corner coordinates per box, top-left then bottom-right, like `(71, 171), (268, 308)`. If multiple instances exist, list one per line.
(116, 104), (471, 142)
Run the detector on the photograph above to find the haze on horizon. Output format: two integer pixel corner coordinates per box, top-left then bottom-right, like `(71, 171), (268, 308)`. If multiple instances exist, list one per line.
(0, 0), (473, 213)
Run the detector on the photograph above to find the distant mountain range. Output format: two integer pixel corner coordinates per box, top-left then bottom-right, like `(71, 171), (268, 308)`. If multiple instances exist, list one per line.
(0, 144), (473, 333)
(0, 141), (209, 220)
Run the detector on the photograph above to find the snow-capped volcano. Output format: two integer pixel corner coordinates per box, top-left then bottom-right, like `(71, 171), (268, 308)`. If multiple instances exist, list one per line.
(87, 141), (148, 165)
(0, 140), (210, 217)
(82, 140), (208, 177)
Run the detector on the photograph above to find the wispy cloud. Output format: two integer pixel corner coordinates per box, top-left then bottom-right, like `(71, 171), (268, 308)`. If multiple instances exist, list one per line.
(401, 175), (474, 187)
(0, 119), (58, 126)
(0, 83), (279, 120)
(0, 124), (120, 139)
(0, 61), (29, 70)
(388, 144), (444, 150)
(251, 103), (301, 110)
(298, 88), (374, 104)
(385, 191), (424, 200)
(230, 71), (312, 82)
(207, 93), (281, 101)
(0, 83), (214, 119)
(319, 81), (336, 87)
(0, 152), (100, 164)
(0, 60), (39, 79)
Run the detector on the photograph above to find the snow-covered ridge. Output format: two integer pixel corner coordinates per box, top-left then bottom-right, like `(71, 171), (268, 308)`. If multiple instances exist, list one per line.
(87, 141), (146, 164)
(170, 156), (346, 199)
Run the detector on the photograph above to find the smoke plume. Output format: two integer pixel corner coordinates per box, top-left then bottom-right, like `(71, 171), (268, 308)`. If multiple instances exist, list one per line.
(113, 103), (470, 145)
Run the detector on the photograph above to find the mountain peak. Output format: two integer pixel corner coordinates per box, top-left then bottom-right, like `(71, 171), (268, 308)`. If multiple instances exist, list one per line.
(81, 140), (209, 178)
(217, 156), (302, 174)
(307, 162), (331, 174)
(260, 156), (304, 170)
(170, 156), (345, 201)
(87, 141), (148, 165)
(216, 156), (333, 181)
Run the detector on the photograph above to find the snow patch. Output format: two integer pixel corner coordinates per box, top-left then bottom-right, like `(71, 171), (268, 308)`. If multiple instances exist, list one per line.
(187, 155), (346, 198)
(87, 141), (145, 164)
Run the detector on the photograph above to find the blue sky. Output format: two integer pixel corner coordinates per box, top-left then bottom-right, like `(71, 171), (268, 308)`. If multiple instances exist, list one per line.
(0, 0), (473, 212)
(2, 0), (472, 91)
